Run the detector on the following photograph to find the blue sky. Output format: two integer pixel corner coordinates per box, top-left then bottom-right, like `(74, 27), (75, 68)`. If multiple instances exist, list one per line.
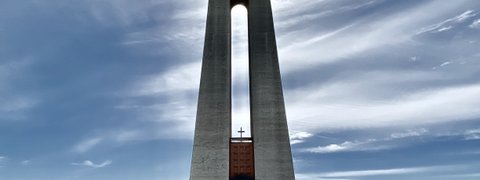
(1, 0), (480, 179)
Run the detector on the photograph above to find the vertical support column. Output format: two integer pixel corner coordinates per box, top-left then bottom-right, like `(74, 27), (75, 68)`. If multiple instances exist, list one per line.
(248, 0), (295, 179)
(190, 0), (231, 179)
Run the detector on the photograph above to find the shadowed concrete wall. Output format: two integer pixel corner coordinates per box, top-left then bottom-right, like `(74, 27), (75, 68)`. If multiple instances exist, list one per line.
(190, 0), (231, 179)
(190, 0), (294, 179)
(249, 0), (295, 179)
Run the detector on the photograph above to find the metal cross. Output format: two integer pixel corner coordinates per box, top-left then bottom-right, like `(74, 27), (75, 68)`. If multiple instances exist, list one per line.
(238, 127), (245, 140)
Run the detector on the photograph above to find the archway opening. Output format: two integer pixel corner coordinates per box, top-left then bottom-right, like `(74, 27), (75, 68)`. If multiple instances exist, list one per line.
(231, 5), (250, 138)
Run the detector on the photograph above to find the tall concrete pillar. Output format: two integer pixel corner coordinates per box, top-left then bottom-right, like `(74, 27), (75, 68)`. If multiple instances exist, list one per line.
(249, 0), (295, 179)
(190, 0), (231, 179)
(190, 0), (295, 179)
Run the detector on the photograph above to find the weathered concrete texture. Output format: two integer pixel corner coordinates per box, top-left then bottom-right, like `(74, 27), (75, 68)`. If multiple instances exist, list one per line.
(190, 0), (231, 179)
(249, 0), (295, 179)
(191, 0), (295, 179)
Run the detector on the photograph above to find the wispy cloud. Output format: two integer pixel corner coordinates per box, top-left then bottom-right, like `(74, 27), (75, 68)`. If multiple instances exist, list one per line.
(277, 1), (473, 73)
(464, 129), (480, 140)
(447, 173), (480, 178)
(303, 139), (389, 154)
(0, 156), (6, 168)
(131, 62), (200, 95)
(0, 58), (37, 120)
(390, 128), (429, 139)
(440, 61), (452, 67)
(455, 10), (478, 22)
(290, 131), (314, 145)
(302, 128), (460, 154)
(0, 96), (36, 113)
(303, 141), (359, 153)
(417, 10), (478, 34)
(286, 80), (480, 132)
(71, 129), (151, 153)
(470, 19), (480, 28)
(305, 165), (462, 178)
(82, 0), (170, 27)
(21, 160), (31, 166)
(72, 160), (112, 168)
(296, 173), (354, 180)
(318, 167), (434, 178)
(71, 125), (193, 153)
(72, 137), (103, 153)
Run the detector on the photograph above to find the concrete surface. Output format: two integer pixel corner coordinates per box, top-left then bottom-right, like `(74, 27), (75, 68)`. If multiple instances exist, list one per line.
(191, 0), (295, 179)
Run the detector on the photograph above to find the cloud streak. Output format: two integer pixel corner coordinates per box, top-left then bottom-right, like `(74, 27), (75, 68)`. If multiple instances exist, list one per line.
(277, 0), (474, 73)
(0, 156), (6, 168)
(464, 129), (480, 140)
(0, 58), (37, 120)
(290, 131), (314, 145)
(303, 138), (391, 154)
(318, 167), (437, 178)
(390, 128), (429, 139)
(300, 165), (465, 179)
(72, 160), (112, 168)
(417, 10), (478, 34)
(287, 81), (480, 132)
(73, 137), (103, 153)
(470, 19), (480, 28)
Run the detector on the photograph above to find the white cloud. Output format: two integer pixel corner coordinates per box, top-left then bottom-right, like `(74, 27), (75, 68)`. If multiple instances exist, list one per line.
(417, 10), (477, 34)
(0, 58), (37, 118)
(273, 0), (374, 30)
(464, 129), (480, 140)
(0, 156), (7, 168)
(71, 125), (195, 153)
(448, 173), (480, 178)
(454, 10), (477, 22)
(115, 0), (207, 50)
(72, 137), (103, 153)
(72, 160), (112, 168)
(111, 129), (143, 142)
(305, 142), (352, 153)
(290, 131), (314, 145)
(111, 62), (202, 141)
(440, 61), (452, 67)
(317, 167), (436, 178)
(286, 76), (480, 132)
(84, 0), (170, 26)
(277, 1), (472, 73)
(131, 62), (201, 96)
(390, 128), (429, 139)
(296, 173), (353, 180)
(302, 139), (394, 154)
(436, 26), (452, 32)
(21, 160), (30, 165)
(432, 128), (480, 141)
(299, 164), (468, 178)
(303, 139), (387, 154)
(0, 96), (36, 113)
(303, 128), (436, 154)
(72, 129), (149, 153)
(470, 19), (480, 29)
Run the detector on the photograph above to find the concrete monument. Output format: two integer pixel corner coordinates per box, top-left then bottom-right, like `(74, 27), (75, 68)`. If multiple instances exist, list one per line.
(190, 0), (295, 179)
